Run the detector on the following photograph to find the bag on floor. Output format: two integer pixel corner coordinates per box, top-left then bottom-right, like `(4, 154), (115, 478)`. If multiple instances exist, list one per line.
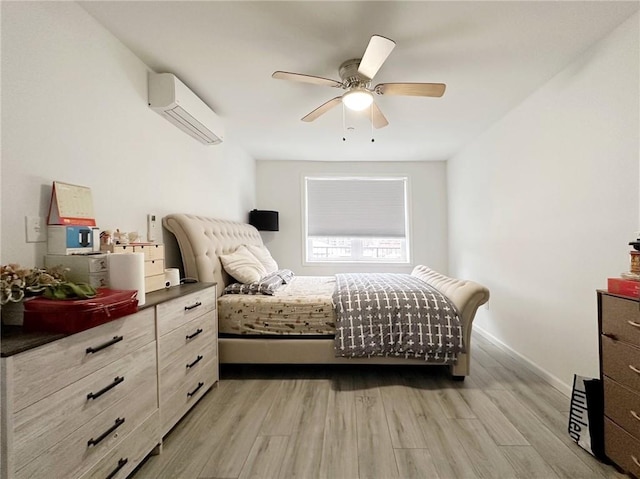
(568, 374), (605, 460)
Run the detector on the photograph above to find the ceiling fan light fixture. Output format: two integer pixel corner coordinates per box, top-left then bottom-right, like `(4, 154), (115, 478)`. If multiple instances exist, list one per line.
(342, 89), (373, 111)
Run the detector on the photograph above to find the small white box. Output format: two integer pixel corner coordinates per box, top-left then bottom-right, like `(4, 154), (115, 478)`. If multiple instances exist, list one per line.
(45, 254), (108, 273)
(45, 254), (109, 287)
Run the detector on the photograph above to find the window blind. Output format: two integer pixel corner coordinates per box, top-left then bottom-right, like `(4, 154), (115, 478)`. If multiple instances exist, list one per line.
(306, 177), (407, 237)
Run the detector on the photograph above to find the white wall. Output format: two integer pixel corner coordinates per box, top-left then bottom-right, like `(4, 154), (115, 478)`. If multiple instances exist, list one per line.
(256, 160), (448, 276)
(1, 2), (255, 270)
(448, 14), (640, 394)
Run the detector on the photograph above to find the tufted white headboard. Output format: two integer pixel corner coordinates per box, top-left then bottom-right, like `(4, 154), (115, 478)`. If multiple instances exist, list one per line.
(162, 214), (264, 295)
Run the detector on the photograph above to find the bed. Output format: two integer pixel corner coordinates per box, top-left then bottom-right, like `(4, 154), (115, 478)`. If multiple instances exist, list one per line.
(162, 213), (490, 377)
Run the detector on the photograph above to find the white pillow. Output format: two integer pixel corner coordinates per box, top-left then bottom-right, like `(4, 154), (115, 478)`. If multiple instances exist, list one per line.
(245, 244), (278, 274)
(219, 245), (267, 284)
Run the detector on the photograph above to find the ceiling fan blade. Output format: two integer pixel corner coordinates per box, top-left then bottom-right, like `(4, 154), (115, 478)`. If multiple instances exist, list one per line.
(272, 71), (343, 88)
(301, 97), (342, 122)
(370, 102), (389, 129)
(375, 82), (446, 97)
(357, 35), (396, 80)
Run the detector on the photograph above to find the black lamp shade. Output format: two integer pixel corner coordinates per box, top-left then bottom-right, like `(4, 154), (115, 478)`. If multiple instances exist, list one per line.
(249, 209), (279, 231)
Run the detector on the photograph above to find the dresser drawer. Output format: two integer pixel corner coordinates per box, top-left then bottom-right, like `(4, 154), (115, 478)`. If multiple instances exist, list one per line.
(78, 411), (159, 479)
(15, 377), (157, 479)
(11, 308), (155, 410)
(157, 287), (216, 337)
(602, 294), (640, 347)
(161, 357), (217, 435)
(144, 259), (164, 277)
(160, 341), (217, 404)
(134, 243), (164, 261)
(605, 418), (640, 478)
(159, 312), (216, 366)
(604, 376), (640, 441)
(13, 341), (157, 470)
(601, 335), (640, 394)
(85, 272), (110, 288)
(145, 273), (167, 293)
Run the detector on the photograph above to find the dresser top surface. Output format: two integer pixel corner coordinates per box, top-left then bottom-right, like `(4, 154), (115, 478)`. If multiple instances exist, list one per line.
(1, 282), (216, 357)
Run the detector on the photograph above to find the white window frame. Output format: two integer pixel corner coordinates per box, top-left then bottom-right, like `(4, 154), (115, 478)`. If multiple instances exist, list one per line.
(303, 176), (411, 265)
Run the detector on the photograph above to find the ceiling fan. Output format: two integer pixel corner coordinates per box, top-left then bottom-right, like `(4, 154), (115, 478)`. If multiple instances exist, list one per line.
(272, 35), (446, 129)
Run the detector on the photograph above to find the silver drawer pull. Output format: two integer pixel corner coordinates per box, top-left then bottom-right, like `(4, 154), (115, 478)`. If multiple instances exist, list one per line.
(632, 455), (640, 468)
(628, 320), (640, 329)
(631, 410), (640, 422)
(629, 365), (640, 374)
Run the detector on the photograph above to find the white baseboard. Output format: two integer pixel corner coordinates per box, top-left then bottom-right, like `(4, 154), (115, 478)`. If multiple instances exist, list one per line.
(473, 326), (573, 398)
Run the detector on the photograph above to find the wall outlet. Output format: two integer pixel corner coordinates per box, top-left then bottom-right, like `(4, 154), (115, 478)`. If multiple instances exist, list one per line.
(25, 216), (47, 243)
(147, 214), (158, 242)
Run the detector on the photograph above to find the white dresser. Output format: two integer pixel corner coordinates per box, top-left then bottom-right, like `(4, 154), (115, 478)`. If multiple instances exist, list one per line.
(156, 286), (218, 435)
(1, 283), (217, 479)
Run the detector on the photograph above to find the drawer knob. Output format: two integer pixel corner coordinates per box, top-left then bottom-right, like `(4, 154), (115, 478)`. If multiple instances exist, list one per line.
(602, 332), (619, 341)
(629, 365), (640, 375)
(186, 355), (204, 369)
(187, 381), (204, 398)
(87, 417), (125, 447)
(87, 376), (125, 401)
(86, 336), (124, 354)
(106, 458), (128, 479)
(186, 328), (203, 341)
(628, 320), (640, 329)
(185, 301), (202, 311)
(631, 410), (640, 422)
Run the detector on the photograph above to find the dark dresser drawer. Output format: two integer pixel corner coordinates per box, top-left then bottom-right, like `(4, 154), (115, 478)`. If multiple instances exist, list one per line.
(605, 418), (640, 478)
(601, 294), (640, 346)
(601, 335), (640, 394)
(604, 376), (640, 441)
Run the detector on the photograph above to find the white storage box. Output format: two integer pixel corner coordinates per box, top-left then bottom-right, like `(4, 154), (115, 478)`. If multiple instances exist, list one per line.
(45, 254), (109, 288)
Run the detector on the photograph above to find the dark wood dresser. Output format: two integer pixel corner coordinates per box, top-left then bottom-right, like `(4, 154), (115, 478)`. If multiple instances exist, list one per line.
(598, 291), (640, 477)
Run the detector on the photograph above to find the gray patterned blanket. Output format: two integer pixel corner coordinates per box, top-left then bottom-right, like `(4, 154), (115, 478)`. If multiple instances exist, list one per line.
(333, 273), (463, 363)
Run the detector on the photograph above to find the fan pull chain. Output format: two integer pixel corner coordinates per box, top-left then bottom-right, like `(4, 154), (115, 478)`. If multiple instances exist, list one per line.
(370, 103), (375, 143)
(342, 103), (346, 141)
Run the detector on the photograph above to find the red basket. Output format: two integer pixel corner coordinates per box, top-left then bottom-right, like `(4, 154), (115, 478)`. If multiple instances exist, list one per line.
(23, 288), (138, 334)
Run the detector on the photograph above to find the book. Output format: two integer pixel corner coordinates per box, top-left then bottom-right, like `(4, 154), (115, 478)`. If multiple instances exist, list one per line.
(47, 181), (96, 226)
(607, 277), (640, 298)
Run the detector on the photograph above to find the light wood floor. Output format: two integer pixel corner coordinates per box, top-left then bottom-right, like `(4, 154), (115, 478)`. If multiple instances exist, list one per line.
(132, 333), (627, 479)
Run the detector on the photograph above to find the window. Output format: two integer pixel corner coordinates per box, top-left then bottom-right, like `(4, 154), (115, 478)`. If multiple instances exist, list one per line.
(305, 176), (409, 263)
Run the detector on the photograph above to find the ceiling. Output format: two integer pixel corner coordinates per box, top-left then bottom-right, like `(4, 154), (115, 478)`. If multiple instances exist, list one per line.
(80, 1), (639, 162)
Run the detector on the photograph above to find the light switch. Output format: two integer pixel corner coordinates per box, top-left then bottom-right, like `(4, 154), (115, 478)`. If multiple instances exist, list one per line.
(26, 216), (47, 243)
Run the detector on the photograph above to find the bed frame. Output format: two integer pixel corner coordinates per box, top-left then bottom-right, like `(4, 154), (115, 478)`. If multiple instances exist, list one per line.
(163, 213), (490, 377)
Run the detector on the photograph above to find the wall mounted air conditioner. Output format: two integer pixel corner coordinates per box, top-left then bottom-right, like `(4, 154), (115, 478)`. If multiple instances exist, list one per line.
(148, 73), (224, 145)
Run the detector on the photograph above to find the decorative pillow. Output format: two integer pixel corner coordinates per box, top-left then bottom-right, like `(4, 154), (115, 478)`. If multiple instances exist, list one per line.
(219, 245), (266, 284)
(244, 244), (278, 274)
(276, 269), (295, 284)
(223, 270), (287, 296)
